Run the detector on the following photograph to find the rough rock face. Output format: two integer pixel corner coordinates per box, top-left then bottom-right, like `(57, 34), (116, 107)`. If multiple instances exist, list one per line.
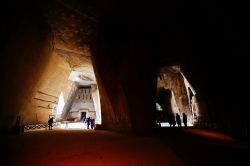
(0, 1), (97, 130)
(41, 0), (97, 52)
(21, 52), (73, 124)
(158, 66), (190, 115)
(157, 66), (197, 126)
(0, 2), (53, 130)
(1, 1), (145, 132)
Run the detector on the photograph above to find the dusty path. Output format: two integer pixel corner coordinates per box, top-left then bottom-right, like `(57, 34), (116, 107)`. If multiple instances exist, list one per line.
(1, 128), (249, 166)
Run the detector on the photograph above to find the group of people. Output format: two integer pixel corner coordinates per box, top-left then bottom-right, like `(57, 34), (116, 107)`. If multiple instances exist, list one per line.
(83, 117), (95, 129)
(169, 113), (188, 128)
(48, 116), (96, 130)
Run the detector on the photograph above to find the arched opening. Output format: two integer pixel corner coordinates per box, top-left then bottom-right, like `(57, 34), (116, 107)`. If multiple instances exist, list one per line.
(0, 0), (103, 131)
(156, 65), (200, 128)
(21, 47), (102, 131)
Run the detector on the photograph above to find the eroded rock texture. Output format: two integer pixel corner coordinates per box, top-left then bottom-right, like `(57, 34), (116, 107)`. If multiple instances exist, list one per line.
(158, 66), (190, 115)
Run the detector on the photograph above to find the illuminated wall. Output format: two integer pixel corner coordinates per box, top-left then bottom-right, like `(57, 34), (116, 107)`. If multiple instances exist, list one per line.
(21, 52), (73, 124)
(68, 87), (95, 120)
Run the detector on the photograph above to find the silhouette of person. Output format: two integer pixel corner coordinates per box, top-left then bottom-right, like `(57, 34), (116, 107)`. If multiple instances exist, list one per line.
(91, 118), (95, 129)
(168, 114), (176, 127)
(48, 117), (54, 130)
(87, 117), (91, 129)
(183, 113), (188, 129)
(176, 113), (181, 127)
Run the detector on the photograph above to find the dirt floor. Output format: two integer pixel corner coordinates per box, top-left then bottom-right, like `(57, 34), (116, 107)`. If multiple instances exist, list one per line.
(1, 128), (249, 166)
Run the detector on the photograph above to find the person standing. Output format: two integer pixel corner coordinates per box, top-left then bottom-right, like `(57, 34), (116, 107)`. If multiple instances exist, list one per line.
(183, 113), (188, 129)
(176, 113), (181, 127)
(48, 117), (54, 130)
(87, 117), (91, 129)
(91, 118), (95, 129)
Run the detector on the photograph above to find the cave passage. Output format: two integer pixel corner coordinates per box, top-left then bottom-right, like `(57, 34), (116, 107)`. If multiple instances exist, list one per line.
(156, 65), (199, 128)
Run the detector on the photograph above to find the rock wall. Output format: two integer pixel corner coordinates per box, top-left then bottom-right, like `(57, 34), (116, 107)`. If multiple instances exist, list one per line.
(22, 52), (73, 124)
(158, 66), (190, 116)
(0, 1), (53, 130)
(92, 19), (158, 133)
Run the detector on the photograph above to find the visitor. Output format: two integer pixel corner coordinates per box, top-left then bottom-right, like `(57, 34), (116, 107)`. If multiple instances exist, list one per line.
(183, 113), (188, 129)
(48, 117), (54, 130)
(176, 113), (181, 127)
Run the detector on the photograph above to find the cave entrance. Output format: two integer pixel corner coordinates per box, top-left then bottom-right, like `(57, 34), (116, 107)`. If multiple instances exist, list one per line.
(23, 48), (101, 131)
(155, 65), (199, 128)
(53, 55), (102, 130)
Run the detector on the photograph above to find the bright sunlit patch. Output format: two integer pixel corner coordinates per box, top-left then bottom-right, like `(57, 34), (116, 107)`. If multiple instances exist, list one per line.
(156, 102), (163, 111)
(160, 122), (170, 127)
(160, 122), (194, 127)
(59, 122), (87, 130)
(56, 92), (65, 115)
